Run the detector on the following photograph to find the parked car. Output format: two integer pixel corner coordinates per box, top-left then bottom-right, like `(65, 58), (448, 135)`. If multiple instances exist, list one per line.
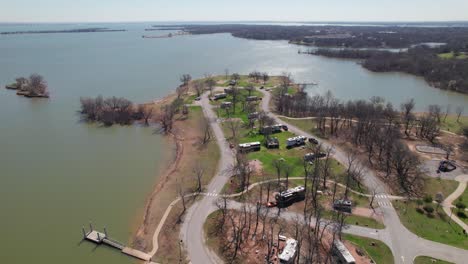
(308, 137), (319, 144)
(195, 96), (201, 101)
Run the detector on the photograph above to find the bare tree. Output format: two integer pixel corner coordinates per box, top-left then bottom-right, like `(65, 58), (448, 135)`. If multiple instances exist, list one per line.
(193, 164), (205, 192)
(428, 104), (442, 124)
(205, 76), (216, 96)
(226, 119), (242, 141)
(177, 182), (186, 223)
(231, 73), (240, 83)
(272, 158), (284, 185)
(193, 81), (204, 97)
(15, 77), (28, 90)
(201, 116), (212, 144)
(27, 73), (48, 96)
(136, 105), (154, 125)
(262, 72), (270, 85)
(158, 104), (175, 133)
(180, 74), (192, 87)
(391, 142), (424, 197)
(401, 99), (416, 137)
(456, 106), (464, 122)
(444, 104), (452, 122)
(369, 188), (377, 210)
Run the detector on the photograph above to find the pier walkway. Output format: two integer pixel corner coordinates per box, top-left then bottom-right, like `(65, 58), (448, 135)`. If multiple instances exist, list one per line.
(83, 225), (152, 261)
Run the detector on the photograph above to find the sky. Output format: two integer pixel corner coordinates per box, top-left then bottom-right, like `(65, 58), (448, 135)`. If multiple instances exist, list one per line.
(1, 0), (468, 23)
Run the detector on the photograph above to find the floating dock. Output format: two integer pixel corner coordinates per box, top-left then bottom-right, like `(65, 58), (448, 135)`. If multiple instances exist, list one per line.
(82, 224), (152, 261)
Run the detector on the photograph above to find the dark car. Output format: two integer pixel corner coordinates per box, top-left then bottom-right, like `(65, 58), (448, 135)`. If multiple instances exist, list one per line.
(308, 137), (319, 144)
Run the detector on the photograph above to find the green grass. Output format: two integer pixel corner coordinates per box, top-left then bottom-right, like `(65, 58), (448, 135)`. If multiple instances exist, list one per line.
(452, 185), (468, 224)
(393, 200), (468, 249)
(323, 210), (385, 229)
(439, 114), (468, 135)
(414, 256), (454, 264)
(438, 52), (468, 60)
(343, 234), (394, 264)
(212, 88), (263, 123)
(277, 117), (325, 138)
(212, 74), (283, 88)
(423, 177), (459, 199)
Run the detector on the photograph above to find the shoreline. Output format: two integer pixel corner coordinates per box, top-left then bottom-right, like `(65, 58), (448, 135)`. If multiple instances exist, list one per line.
(131, 92), (181, 250)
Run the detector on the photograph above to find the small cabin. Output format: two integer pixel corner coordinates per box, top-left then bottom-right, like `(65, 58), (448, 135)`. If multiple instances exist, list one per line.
(266, 137), (279, 149)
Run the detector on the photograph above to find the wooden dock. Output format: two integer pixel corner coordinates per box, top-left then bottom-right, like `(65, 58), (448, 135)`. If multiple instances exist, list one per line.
(82, 224), (152, 261)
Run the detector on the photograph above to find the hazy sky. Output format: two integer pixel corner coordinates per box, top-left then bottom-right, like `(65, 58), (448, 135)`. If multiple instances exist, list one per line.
(2, 0), (468, 23)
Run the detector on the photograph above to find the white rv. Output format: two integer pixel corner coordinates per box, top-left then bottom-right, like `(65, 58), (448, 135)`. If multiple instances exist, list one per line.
(279, 238), (298, 264)
(238, 142), (261, 153)
(286, 136), (307, 148)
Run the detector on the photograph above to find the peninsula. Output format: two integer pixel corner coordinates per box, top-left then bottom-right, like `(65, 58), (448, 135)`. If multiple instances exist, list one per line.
(160, 24), (468, 95)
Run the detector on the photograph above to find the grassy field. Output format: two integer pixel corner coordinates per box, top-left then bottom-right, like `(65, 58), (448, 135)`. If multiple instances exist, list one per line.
(439, 114), (468, 135)
(438, 52), (468, 60)
(393, 200), (468, 250)
(212, 88), (263, 123)
(277, 117), (325, 138)
(222, 122), (355, 188)
(343, 234), (394, 264)
(452, 185), (468, 224)
(423, 177), (459, 199)
(211, 74), (284, 88)
(414, 256), (454, 264)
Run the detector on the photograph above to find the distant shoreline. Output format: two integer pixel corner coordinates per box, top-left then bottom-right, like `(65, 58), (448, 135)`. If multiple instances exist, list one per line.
(1, 28), (126, 35)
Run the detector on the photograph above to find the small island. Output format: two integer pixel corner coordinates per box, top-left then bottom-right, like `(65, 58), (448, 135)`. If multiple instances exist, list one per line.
(5, 74), (50, 98)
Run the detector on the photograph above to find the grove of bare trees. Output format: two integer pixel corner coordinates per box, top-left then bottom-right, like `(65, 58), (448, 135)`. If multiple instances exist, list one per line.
(11, 74), (50, 97)
(273, 89), (432, 196)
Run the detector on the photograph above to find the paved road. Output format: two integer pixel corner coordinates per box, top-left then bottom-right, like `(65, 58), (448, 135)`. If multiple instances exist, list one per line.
(180, 92), (235, 264)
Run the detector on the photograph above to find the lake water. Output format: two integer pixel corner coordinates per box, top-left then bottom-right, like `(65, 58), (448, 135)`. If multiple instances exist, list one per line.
(1, 23), (467, 264)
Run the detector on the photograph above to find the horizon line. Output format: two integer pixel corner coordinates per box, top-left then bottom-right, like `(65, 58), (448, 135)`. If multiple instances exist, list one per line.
(1, 20), (468, 24)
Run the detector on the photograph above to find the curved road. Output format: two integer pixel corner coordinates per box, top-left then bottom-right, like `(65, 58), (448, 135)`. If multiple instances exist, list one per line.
(180, 89), (468, 264)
